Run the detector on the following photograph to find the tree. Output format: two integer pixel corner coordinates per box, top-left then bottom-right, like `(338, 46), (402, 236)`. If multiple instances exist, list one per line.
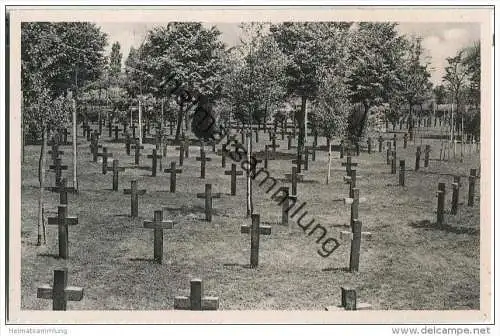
(128, 23), (227, 141)
(311, 68), (351, 183)
(396, 36), (432, 136)
(345, 22), (407, 139)
(443, 50), (469, 142)
(109, 41), (123, 79)
(270, 22), (351, 156)
(22, 22), (108, 244)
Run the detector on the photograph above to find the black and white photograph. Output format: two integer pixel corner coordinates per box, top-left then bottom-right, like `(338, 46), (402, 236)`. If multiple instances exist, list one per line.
(4, 4), (494, 327)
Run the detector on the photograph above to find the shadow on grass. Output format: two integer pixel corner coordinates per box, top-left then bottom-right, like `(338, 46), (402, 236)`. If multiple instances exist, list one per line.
(128, 257), (158, 263)
(223, 263), (258, 269)
(321, 266), (349, 273)
(409, 220), (479, 235)
(37, 252), (63, 259)
(276, 177), (320, 184)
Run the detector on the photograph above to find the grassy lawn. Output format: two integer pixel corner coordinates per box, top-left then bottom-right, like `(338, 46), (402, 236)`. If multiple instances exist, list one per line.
(20, 127), (480, 310)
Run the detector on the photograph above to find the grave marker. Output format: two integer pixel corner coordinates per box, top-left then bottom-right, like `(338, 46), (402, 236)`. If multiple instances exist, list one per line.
(123, 180), (147, 218)
(131, 139), (144, 165)
(340, 219), (372, 272)
(415, 146), (421, 171)
(224, 163), (243, 196)
(341, 156), (358, 176)
(196, 183), (221, 222)
(97, 147), (113, 175)
(196, 150), (212, 179)
(147, 149), (163, 177)
(436, 182), (446, 226)
(107, 159), (125, 191)
(37, 267), (84, 311)
(367, 138), (372, 154)
(325, 287), (371, 311)
(241, 214), (271, 268)
(164, 162), (182, 193)
(468, 169), (477, 206)
(344, 188), (366, 228)
(47, 205), (78, 259)
(403, 133), (408, 148)
(174, 279), (219, 311)
(424, 145), (431, 168)
(143, 210), (174, 264)
(399, 160), (405, 186)
(49, 158), (68, 189)
(378, 136), (383, 152)
(390, 150), (397, 174)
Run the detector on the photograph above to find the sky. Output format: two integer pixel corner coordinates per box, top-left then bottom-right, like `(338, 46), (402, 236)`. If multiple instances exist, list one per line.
(95, 21), (480, 86)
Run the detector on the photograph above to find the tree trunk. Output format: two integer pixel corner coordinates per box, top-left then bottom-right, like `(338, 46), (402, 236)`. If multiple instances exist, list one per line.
(72, 96), (78, 191)
(246, 131), (253, 217)
(138, 99), (143, 145)
(326, 137), (332, 185)
(37, 127), (47, 246)
(296, 95), (307, 156)
(175, 101), (184, 141)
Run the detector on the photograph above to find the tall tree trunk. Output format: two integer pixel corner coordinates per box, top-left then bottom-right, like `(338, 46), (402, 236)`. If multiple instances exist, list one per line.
(72, 96), (78, 191)
(246, 131), (253, 217)
(296, 95), (307, 156)
(326, 137), (332, 185)
(175, 101), (184, 141)
(138, 99), (143, 145)
(37, 127), (47, 246)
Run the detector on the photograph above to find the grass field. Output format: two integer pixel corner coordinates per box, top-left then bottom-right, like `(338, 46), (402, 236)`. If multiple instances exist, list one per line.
(20, 127), (480, 310)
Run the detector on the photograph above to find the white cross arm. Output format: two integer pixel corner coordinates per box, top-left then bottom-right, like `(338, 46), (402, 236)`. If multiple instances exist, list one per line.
(37, 285), (84, 301)
(143, 220), (174, 229)
(339, 230), (373, 241)
(344, 197), (367, 205)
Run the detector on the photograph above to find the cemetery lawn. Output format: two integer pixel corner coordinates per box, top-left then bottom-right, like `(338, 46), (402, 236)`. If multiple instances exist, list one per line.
(20, 132), (480, 310)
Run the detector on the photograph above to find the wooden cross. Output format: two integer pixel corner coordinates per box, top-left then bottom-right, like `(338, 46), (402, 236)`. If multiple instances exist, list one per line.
(424, 145), (431, 168)
(264, 145), (270, 168)
(131, 139), (144, 165)
(123, 180), (147, 218)
(164, 161), (183, 192)
(130, 123), (138, 139)
(390, 150), (397, 174)
(48, 143), (64, 162)
(415, 146), (421, 171)
(341, 156), (358, 176)
(340, 219), (372, 272)
(436, 182), (446, 226)
(37, 267), (84, 311)
(90, 140), (102, 163)
(147, 149), (163, 177)
(174, 278), (219, 311)
(343, 169), (359, 198)
(287, 134), (293, 150)
(451, 175), (461, 215)
(97, 147), (113, 175)
(367, 137), (372, 154)
(269, 133), (280, 154)
(325, 287), (371, 311)
(57, 178), (75, 204)
(196, 183), (221, 222)
(378, 136), (383, 152)
(49, 158), (68, 188)
(125, 134), (132, 155)
(468, 168), (477, 207)
(340, 139), (345, 158)
(47, 205), (78, 259)
(224, 163), (243, 196)
(292, 152), (305, 174)
(113, 125), (120, 141)
(107, 159), (125, 191)
(241, 214), (271, 268)
(344, 188), (366, 228)
(277, 186), (296, 226)
(177, 143), (185, 166)
(196, 150), (212, 179)
(403, 133), (408, 148)
(143, 210), (174, 264)
(399, 160), (406, 186)
(392, 134), (397, 149)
